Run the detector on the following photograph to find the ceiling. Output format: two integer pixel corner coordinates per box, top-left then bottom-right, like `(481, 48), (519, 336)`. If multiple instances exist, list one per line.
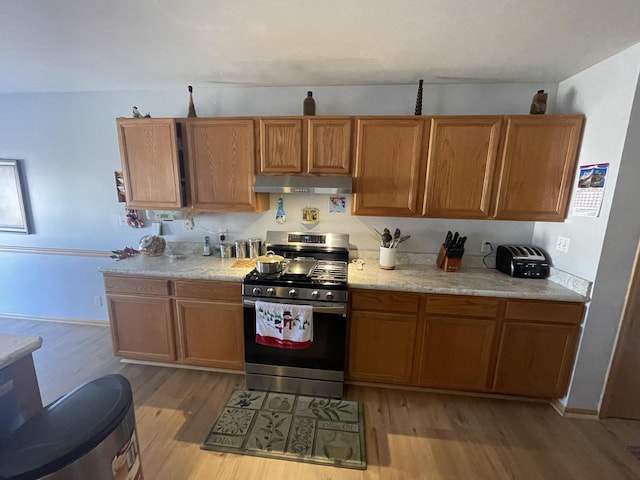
(1, 0), (639, 94)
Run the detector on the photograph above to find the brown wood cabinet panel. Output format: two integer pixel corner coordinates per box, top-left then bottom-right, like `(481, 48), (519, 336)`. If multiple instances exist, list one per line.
(103, 275), (171, 296)
(504, 300), (584, 325)
(175, 300), (244, 370)
(423, 116), (502, 218)
(116, 118), (184, 209)
(259, 118), (303, 173)
(107, 294), (176, 362)
(493, 322), (580, 398)
(174, 280), (241, 302)
(347, 311), (417, 384)
(307, 117), (352, 174)
(417, 316), (496, 391)
(494, 115), (584, 221)
(352, 117), (428, 216)
(350, 289), (420, 313)
(425, 295), (501, 318)
(187, 118), (268, 212)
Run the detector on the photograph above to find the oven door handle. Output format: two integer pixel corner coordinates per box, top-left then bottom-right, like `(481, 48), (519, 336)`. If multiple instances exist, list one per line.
(243, 299), (347, 315)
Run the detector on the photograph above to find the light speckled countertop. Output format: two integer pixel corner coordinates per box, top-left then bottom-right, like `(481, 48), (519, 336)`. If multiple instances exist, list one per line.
(0, 333), (43, 370)
(100, 247), (590, 303)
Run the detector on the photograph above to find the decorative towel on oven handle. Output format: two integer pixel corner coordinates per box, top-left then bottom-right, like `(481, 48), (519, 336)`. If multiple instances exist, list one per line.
(255, 301), (313, 349)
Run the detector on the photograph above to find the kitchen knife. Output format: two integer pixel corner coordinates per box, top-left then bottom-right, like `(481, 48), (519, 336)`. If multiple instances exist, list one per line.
(449, 232), (459, 254)
(444, 231), (453, 249)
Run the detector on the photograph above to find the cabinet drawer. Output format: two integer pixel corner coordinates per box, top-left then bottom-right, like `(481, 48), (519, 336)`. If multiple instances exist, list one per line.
(174, 280), (241, 302)
(504, 300), (584, 325)
(103, 275), (170, 296)
(425, 295), (500, 318)
(350, 289), (420, 313)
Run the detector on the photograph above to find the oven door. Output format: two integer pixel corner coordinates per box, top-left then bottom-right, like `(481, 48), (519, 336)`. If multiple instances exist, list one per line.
(242, 297), (347, 373)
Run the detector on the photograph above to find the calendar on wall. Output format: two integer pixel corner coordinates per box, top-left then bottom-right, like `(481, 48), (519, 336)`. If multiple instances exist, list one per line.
(572, 163), (609, 217)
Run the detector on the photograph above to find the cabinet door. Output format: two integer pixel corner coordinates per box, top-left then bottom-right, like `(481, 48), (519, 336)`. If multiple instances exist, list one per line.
(352, 118), (428, 216)
(106, 294), (176, 362)
(116, 118), (184, 209)
(347, 311), (417, 384)
(258, 118), (303, 173)
(494, 115), (584, 221)
(416, 316), (496, 391)
(175, 299), (244, 370)
(423, 116), (502, 218)
(493, 322), (580, 398)
(307, 117), (352, 174)
(187, 118), (268, 212)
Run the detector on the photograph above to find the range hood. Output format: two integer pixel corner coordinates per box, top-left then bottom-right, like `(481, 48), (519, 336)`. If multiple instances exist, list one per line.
(253, 175), (352, 194)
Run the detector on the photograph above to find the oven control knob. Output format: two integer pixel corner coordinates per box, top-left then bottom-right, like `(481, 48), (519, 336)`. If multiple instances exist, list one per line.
(266, 288), (275, 297)
(288, 289), (298, 298)
(326, 291), (334, 300)
(311, 290), (320, 299)
(252, 287), (262, 296)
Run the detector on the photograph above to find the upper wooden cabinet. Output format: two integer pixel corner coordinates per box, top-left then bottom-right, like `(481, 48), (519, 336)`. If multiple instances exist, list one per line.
(352, 117), (428, 216)
(257, 117), (352, 175)
(494, 115), (584, 221)
(116, 118), (185, 209)
(422, 116), (503, 219)
(186, 118), (268, 212)
(307, 117), (352, 174)
(258, 118), (303, 174)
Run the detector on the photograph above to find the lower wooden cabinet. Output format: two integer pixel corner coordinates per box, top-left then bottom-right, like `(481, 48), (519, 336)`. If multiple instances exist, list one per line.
(492, 299), (583, 398)
(416, 316), (496, 391)
(175, 299), (244, 369)
(347, 311), (417, 384)
(107, 294), (176, 362)
(103, 275), (244, 370)
(347, 288), (584, 399)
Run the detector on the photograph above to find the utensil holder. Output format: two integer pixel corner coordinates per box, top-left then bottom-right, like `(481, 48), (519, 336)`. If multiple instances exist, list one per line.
(437, 244), (461, 272)
(379, 246), (396, 270)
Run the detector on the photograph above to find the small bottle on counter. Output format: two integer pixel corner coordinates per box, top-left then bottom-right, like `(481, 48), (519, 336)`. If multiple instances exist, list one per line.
(303, 91), (316, 116)
(203, 236), (211, 256)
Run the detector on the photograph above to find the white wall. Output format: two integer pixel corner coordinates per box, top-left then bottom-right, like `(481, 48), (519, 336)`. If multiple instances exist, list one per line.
(533, 43), (640, 410)
(0, 82), (552, 322)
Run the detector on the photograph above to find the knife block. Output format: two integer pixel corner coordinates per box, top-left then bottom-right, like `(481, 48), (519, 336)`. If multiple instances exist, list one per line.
(437, 244), (461, 272)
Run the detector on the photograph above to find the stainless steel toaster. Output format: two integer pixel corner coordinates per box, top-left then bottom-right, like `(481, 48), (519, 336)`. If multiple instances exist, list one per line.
(496, 245), (551, 278)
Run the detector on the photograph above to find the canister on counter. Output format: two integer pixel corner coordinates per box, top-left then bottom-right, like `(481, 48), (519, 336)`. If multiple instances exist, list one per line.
(248, 237), (263, 258)
(234, 240), (247, 258)
(220, 244), (234, 258)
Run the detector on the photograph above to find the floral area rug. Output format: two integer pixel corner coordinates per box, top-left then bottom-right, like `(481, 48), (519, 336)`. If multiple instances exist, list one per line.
(201, 389), (366, 470)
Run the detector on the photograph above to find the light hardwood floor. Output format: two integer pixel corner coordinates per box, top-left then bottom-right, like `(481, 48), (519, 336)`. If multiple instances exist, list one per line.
(2, 318), (640, 480)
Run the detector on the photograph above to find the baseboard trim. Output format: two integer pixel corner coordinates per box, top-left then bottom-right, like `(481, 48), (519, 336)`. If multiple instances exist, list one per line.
(120, 358), (245, 376)
(0, 313), (109, 327)
(0, 246), (112, 257)
(345, 380), (549, 404)
(551, 398), (599, 419)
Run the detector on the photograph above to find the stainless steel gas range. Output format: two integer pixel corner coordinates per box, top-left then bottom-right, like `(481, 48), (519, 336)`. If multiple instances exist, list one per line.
(242, 231), (349, 398)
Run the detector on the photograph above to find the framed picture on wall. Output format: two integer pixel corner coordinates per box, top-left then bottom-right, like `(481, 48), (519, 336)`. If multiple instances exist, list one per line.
(0, 159), (32, 234)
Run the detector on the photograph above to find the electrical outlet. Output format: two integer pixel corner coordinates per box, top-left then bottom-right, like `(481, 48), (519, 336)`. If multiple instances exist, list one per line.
(481, 241), (492, 253)
(93, 296), (103, 307)
(219, 229), (227, 243)
(556, 236), (570, 253)
(184, 215), (194, 230)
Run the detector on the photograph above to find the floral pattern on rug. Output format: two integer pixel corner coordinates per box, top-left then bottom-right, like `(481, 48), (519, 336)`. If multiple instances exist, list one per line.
(201, 389), (366, 470)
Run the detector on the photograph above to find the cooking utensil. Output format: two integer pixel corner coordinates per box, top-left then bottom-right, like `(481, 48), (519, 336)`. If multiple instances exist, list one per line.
(392, 228), (401, 247)
(255, 250), (285, 274)
(382, 232), (393, 248)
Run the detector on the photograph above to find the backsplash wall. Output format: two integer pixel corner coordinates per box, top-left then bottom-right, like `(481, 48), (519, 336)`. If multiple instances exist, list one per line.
(157, 194), (535, 257)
